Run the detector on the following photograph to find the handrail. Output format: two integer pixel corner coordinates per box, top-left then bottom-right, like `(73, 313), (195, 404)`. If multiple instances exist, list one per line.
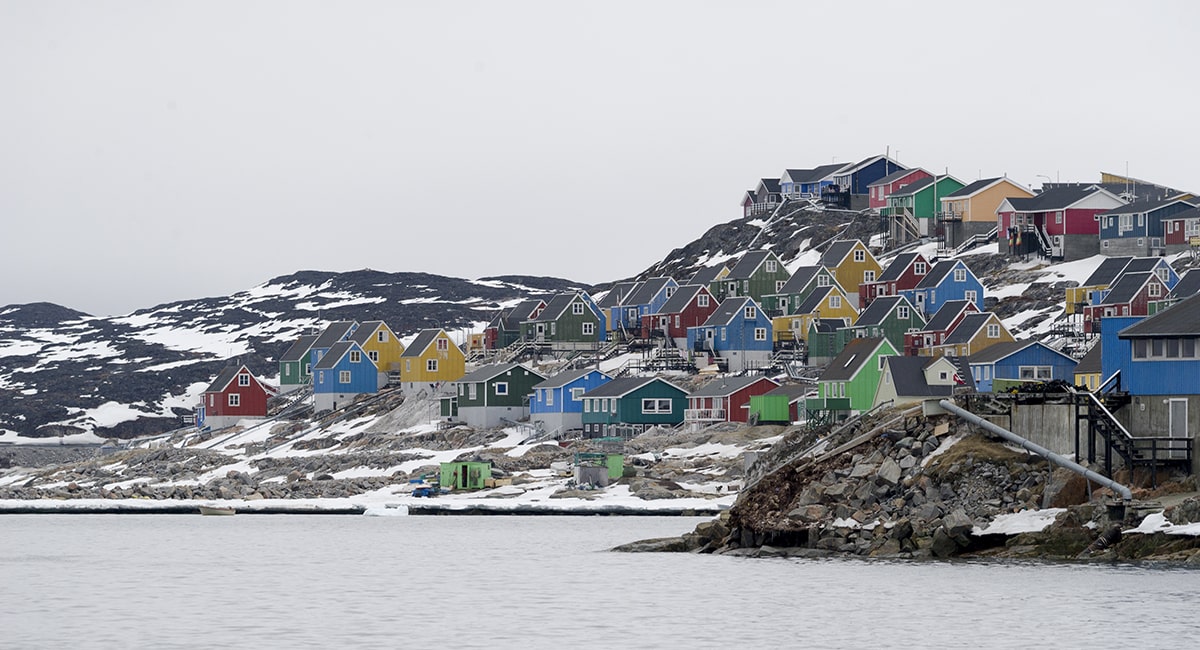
(940, 399), (1132, 501)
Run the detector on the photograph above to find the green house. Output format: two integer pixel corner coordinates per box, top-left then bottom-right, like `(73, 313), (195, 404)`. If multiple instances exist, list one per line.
(522, 291), (605, 351)
(763, 265), (841, 316)
(886, 174), (967, 241)
(278, 333), (319, 393)
(723, 250), (791, 305)
(454, 362), (546, 429)
(806, 337), (898, 425)
(807, 295), (924, 365)
(581, 376), (689, 438)
(748, 383), (811, 424)
(440, 461), (491, 490)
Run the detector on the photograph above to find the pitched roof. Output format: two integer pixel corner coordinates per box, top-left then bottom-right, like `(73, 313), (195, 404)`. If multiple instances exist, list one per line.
(966, 339), (1037, 364)
(313, 340), (359, 370)
(876, 253), (921, 282)
(1006, 185), (1119, 212)
(727, 250), (775, 281)
(1120, 257), (1168, 275)
(775, 266), (830, 295)
(853, 295), (908, 327)
(1075, 343), (1102, 374)
(922, 300), (976, 332)
(1100, 197), (1191, 216)
(533, 368), (611, 390)
(624, 277), (675, 306)
(458, 362), (543, 384)
(1119, 293), (1200, 337)
(941, 313), (998, 345)
(597, 282), (637, 309)
(655, 284), (706, 315)
(820, 240), (863, 267)
(1099, 272), (1154, 305)
(757, 178), (781, 194)
(582, 376), (685, 399)
(942, 177), (1026, 199)
(887, 175), (937, 198)
(502, 299), (547, 329)
(868, 167), (927, 188)
(688, 265), (728, 286)
(280, 334), (319, 362)
(312, 321), (357, 350)
(794, 285), (836, 315)
(400, 329), (444, 357)
(834, 154), (900, 177)
(885, 356), (958, 398)
(689, 375), (778, 398)
(349, 321), (387, 346)
(699, 297), (756, 327)
(914, 260), (969, 289)
(1081, 256), (1135, 286)
(762, 383), (812, 401)
(529, 292), (592, 322)
(1169, 269), (1200, 300)
(821, 337), (890, 382)
(205, 365), (254, 393)
(785, 163), (847, 184)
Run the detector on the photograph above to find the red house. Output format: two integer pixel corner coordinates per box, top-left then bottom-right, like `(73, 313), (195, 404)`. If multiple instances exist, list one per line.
(859, 251), (931, 308)
(997, 185), (1125, 261)
(1163, 206), (1200, 253)
(685, 375), (779, 430)
(640, 284), (719, 347)
(1081, 272), (1169, 334)
(903, 299), (979, 356)
(867, 168), (932, 214)
(198, 364), (275, 430)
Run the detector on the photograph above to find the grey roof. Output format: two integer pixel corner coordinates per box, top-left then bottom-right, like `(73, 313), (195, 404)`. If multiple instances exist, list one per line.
(868, 167), (926, 188)
(966, 340), (1038, 364)
(1169, 269), (1200, 300)
(1166, 206), (1200, 223)
(1099, 197), (1191, 216)
(914, 260), (967, 289)
(312, 321), (357, 350)
(280, 334), (319, 362)
(810, 319), (842, 334)
(762, 383), (812, 401)
(885, 356), (958, 398)
(205, 365), (251, 393)
(400, 329), (442, 357)
(820, 240), (865, 267)
(313, 340), (357, 370)
(689, 375), (777, 398)
(775, 266), (829, 295)
(655, 284), (706, 315)
(834, 154), (896, 177)
(597, 282), (637, 309)
(1007, 185), (1115, 212)
(758, 178), (781, 194)
(887, 175), (937, 198)
(1121, 257), (1168, 275)
(457, 362), (543, 384)
(794, 285), (836, 315)
(876, 253), (922, 282)
(1081, 256), (1135, 287)
(943, 177), (1004, 199)
(854, 296), (908, 327)
(528, 292), (589, 322)
(533, 368), (611, 390)
(1075, 343), (1102, 374)
(821, 337), (889, 382)
(727, 250), (775, 281)
(785, 163), (847, 184)
(1119, 293), (1200, 337)
(922, 300), (975, 332)
(349, 321), (386, 346)
(581, 376), (685, 399)
(699, 297), (755, 328)
(502, 299), (547, 330)
(941, 313), (998, 345)
(688, 265), (727, 286)
(624, 277), (676, 306)
(1099, 272), (1153, 305)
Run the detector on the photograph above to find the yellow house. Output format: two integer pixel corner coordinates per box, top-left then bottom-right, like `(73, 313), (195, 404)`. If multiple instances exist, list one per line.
(399, 328), (466, 394)
(1064, 256), (1135, 315)
(938, 177), (1035, 255)
(772, 284), (858, 344)
(929, 312), (1014, 358)
(1073, 344), (1101, 391)
(819, 239), (882, 305)
(350, 320), (405, 387)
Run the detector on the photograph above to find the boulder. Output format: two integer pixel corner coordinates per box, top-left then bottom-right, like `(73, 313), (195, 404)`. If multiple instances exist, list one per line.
(930, 528), (960, 558)
(876, 458), (902, 487)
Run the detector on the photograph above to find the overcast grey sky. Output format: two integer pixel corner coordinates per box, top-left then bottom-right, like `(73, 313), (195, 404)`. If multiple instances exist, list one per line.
(3, 1), (1198, 316)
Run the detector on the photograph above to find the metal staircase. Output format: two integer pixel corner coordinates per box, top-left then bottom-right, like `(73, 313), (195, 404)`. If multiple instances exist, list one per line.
(1072, 382), (1191, 486)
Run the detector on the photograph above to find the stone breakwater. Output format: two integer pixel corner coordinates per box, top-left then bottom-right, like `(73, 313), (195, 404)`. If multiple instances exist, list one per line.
(614, 408), (1200, 563)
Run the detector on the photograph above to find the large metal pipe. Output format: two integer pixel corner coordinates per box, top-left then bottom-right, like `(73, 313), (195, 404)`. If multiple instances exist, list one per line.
(938, 399), (1132, 502)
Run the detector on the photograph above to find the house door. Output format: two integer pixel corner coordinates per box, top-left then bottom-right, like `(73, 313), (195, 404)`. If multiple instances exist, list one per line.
(915, 292), (925, 313)
(1169, 399), (1189, 460)
(536, 323), (545, 342)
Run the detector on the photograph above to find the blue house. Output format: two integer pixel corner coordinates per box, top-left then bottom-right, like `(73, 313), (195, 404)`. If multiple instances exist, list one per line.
(780, 163), (847, 199)
(614, 277), (678, 338)
(308, 321), (358, 370)
(529, 368), (613, 434)
(1098, 197), (1195, 257)
(828, 154), (906, 203)
(687, 297), (774, 373)
(1091, 257), (1181, 306)
(312, 340), (379, 411)
(900, 259), (984, 317)
(966, 340), (1077, 392)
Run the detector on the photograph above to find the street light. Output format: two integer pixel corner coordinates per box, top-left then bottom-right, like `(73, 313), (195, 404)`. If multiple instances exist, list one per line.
(1036, 174), (1052, 190)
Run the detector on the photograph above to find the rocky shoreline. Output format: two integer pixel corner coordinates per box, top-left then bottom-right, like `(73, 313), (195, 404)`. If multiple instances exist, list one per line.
(613, 407), (1200, 564)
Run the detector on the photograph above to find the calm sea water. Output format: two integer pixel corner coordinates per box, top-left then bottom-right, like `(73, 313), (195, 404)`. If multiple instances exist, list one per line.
(2, 514), (1198, 649)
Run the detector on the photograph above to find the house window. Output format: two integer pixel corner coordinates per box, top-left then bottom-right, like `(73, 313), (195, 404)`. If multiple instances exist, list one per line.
(854, 250), (866, 262)
(284, 366), (291, 377)
(641, 398), (673, 414)
(610, 399), (617, 414)
(584, 399), (591, 412)
(318, 371), (324, 383)
(368, 350), (379, 362)
(1019, 366), (1053, 380)
(238, 373), (250, 386)
(863, 270), (876, 283)
(754, 328), (767, 341)
(627, 307), (637, 319)
(228, 393), (240, 407)
(571, 387), (584, 401)
(817, 275), (831, 287)
(209, 395), (215, 407)
(1149, 283), (1161, 298)
(674, 315), (680, 328)
(304, 362), (310, 375)
(350, 350), (361, 363)
(776, 280), (786, 293)
(986, 324), (1000, 338)
(377, 331), (388, 342)
(495, 382), (508, 396)
(339, 371), (351, 384)
(573, 302), (584, 315)
(915, 262), (927, 274)
(436, 338), (449, 351)
(728, 281), (737, 295)
(582, 322), (595, 336)
(898, 305), (910, 319)
(964, 290), (977, 304)
(665, 287), (675, 298)
(1055, 211), (1063, 224)
(427, 359), (438, 373)
(721, 328), (727, 341)
(744, 306), (756, 319)
(1157, 268), (1170, 282)
(698, 294), (710, 308)
(954, 268), (967, 282)
(766, 260), (777, 273)
(1137, 238), (1144, 247)
(1120, 214), (1133, 233)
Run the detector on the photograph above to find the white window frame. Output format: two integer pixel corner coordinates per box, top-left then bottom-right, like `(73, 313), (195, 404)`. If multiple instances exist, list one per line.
(350, 350), (361, 363)
(830, 295), (842, 309)
(697, 294), (710, 308)
(238, 373), (250, 386)
(754, 328), (767, 341)
(228, 393), (240, 407)
(582, 321), (595, 336)
(377, 330), (388, 343)
(641, 398), (673, 414)
(572, 302), (584, 315)
(368, 350), (379, 362)
(495, 382), (508, 396)
(854, 250), (866, 262)
(339, 370), (351, 384)
(986, 323), (1000, 338)
(426, 359), (438, 373)
(570, 387), (584, 401)
(765, 260), (777, 273)
(744, 306), (756, 319)
(897, 305), (910, 319)
(1019, 366), (1053, 380)
(964, 290), (977, 304)
(436, 338), (449, 351)
(863, 270), (876, 283)
(954, 268), (967, 282)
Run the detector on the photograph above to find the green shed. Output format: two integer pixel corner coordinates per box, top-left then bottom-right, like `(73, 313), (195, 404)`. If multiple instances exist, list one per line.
(440, 461), (491, 490)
